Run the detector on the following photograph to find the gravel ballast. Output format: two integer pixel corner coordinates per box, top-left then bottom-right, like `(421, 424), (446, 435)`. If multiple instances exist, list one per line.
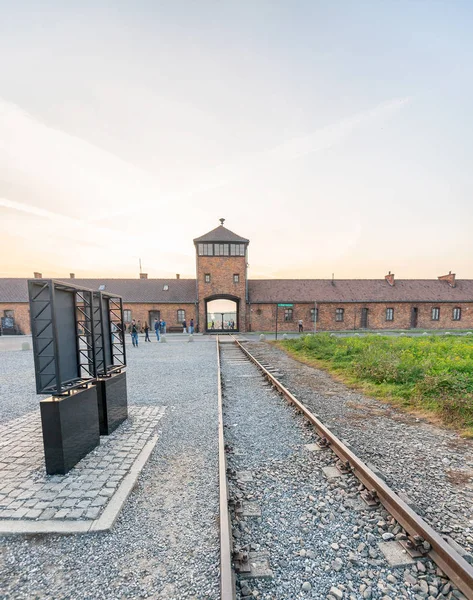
(240, 339), (473, 559)
(0, 337), (220, 599)
(221, 341), (469, 599)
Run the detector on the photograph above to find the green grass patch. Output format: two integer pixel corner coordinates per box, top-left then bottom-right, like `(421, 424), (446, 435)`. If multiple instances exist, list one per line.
(278, 334), (473, 436)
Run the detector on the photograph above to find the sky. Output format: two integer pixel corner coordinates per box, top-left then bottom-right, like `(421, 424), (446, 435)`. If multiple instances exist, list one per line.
(1, 0), (472, 280)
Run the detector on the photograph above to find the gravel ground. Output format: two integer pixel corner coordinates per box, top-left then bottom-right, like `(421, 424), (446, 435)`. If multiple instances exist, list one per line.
(240, 339), (473, 557)
(221, 342), (469, 600)
(0, 338), (220, 599)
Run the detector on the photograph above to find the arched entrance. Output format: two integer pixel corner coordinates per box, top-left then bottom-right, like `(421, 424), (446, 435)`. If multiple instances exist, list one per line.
(205, 296), (239, 333)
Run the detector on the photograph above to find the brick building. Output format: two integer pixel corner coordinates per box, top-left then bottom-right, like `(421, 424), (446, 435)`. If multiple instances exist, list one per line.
(1, 221), (473, 334)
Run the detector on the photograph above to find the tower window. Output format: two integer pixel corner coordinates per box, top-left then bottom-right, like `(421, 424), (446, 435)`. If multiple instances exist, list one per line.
(230, 244), (245, 256)
(205, 273), (211, 283)
(335, 308), (344, 322)
(386, 308), (394, 321)
(233, 274), (239, 283)
(198, 243), (214, 256)
(214, 243), (229, 256)
(177, 309), (185, 323)
(453, 307), (461, 321)
(431, 307), (440, 321)
(284, 308), (293, 321)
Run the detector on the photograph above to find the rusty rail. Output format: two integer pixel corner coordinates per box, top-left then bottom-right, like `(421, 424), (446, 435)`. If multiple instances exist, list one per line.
(233, 336), (473, 600)
(217, 336), (236, 600)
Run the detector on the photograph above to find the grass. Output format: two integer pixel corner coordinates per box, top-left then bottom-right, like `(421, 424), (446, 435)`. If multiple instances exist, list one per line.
(278, 333), (473, 437)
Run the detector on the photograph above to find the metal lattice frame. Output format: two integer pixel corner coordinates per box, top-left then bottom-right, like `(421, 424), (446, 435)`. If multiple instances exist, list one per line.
(109, 296), (127, 372)
(28, 280), (97, 396)
(92, 292), (126, 377)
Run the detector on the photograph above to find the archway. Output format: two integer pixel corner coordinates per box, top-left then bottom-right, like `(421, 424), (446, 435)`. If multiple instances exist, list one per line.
(205, 296), (239, 333)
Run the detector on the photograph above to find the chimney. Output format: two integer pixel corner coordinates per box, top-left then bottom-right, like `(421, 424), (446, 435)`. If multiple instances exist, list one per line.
(33, 272), (42, 279)
(331, 273), (335, 286)
(385, 271), (395, 286)
(438, 271), (456, 288)
(70, 273), (75, 279)
(140, 273), (148, 279)
(176, 274), (180, 279)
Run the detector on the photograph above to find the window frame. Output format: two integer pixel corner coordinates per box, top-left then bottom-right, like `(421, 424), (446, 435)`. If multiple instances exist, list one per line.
(386, 307), (394, 321)
(233, 273), (240, 283)
(431, 307), (440, 321)
(204, 273), (211, 283)
(310, 307), (318, 322)
(198, 243), (214, 256)
(453, 307), (461, 321)
(335, 308), (344, 322)
(214, 243), (229, 256)
(284, 308), (293, 322)
(123, 309), (132, 323)
(230, 243), (245, 256)
(177, 309), (186, 323)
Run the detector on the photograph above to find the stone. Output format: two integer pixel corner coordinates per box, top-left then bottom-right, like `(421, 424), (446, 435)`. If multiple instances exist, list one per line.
(381, 532), (394, 541)
(301, 582), (312, 591)
(322, 466), (343, 480)
(378, 542), (415, 567)
(329, 587), (343, 599)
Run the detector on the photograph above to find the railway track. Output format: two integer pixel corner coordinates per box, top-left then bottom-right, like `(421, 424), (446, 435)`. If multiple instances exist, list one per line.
(217, 335), (473, 600)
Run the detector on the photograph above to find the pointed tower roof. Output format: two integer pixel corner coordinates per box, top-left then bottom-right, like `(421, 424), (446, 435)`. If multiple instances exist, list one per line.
(193, 219), (249, 244)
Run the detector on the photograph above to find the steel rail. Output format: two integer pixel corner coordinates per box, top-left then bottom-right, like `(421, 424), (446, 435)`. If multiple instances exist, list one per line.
(217, 336), (236, 600)
(233, 336), (473, 600)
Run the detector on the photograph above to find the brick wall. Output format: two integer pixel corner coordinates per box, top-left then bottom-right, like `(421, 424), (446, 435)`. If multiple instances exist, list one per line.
(0, 303), (31, 334)
(122, 303), (197, 331)
(248, 302), (473, 332)
(196, 255), (247, 331)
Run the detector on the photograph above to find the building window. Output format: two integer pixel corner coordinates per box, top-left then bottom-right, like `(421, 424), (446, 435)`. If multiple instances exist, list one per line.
(386, 308), (394, 321)
(198, 243), (214, 256)
(284, 308), (293, 322)
(233, 274), (239, 283)
(431, 307), (440, 321)
(453, 307), (461, 321)
(205, 273), (211, 283)
(123, 310), (132, 323)
(214, 243), (229, 256)
(163, 284), (169, 291)
(230, 243), (245, 256)
(310, 308), (318, 322)
(4, 310), (14, 318)
(177, 309), (186, 323)
(335, 308), (344, 322)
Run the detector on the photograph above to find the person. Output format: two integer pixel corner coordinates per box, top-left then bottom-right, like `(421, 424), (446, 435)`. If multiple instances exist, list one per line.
(211, 321), (215, 330)
(182, 318), (187, 333)
(154, 318), (160, 341)
(189, 318), (194, 334)
(131, 319), (139, 347)
(298, 319), (303, 333)
(144, 321), (150, 342)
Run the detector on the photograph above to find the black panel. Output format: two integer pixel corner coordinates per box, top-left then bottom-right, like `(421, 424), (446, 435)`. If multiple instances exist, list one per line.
(54, 288), (79, 384)
(101, 297), (113, 371)
(96, 372), (128, 435)
(40, 386), (100, 475)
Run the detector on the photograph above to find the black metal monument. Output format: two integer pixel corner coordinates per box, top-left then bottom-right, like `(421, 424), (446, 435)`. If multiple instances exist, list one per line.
(92, 291), (128, 435)
(28, 279), (127, 475)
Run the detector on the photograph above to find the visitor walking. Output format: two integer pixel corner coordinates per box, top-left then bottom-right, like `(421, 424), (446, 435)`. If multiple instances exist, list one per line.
(189, 318), (194, 334)
(154, 318), (160, 341)
(144, 322), (151, 342)
(182, 319), (187, 333)
(131, 320), (139, 347)
(298, 319), (303, 333)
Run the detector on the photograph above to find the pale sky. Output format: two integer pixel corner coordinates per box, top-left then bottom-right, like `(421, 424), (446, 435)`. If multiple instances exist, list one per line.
(1, 1), (472, 280)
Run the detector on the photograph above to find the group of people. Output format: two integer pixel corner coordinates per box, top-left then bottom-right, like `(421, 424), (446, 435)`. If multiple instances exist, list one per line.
(129, 317), (193, 347)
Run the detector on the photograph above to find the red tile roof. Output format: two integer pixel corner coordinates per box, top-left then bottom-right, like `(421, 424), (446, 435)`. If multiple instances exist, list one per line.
(0, 278), (197, 303)
(247, 279), (473, 303)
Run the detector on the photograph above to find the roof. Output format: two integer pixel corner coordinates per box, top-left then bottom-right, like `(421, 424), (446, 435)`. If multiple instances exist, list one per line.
(248, 279), (473, 303)
(1, 277), (472, 305)
(193, 225), (249, 244)
(0, 278), (197, 303)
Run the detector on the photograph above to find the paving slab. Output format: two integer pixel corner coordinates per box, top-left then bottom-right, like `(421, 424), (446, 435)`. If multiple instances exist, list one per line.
(0, 406), (166, 534)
